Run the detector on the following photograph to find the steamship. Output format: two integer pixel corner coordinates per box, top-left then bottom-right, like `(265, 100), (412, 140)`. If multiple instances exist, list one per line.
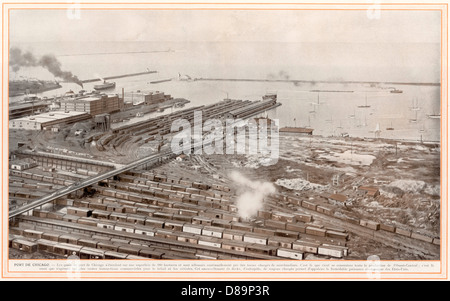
(94, 81), (116, 90)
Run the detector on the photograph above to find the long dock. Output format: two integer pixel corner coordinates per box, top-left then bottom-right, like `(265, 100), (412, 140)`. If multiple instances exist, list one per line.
(80, 70), (158, 84)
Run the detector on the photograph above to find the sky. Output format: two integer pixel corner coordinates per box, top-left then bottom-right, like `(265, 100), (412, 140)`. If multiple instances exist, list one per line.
(10, 9), (441, 44)
(8, 9), (442, 82)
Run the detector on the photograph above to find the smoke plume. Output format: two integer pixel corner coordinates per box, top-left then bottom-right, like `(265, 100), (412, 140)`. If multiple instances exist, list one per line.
(229, 171), (276, 219)
(10, 47), (83, 87)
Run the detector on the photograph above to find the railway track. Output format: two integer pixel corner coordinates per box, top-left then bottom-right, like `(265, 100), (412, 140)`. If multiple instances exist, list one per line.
(264, 196), (439, 258)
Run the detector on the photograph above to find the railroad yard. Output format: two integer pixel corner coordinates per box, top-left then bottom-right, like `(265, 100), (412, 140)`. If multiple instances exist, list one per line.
(8, 94), (441, 261)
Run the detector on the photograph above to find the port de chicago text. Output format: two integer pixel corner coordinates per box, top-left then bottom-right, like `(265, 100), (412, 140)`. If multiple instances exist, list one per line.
(170, 111), (279, 165)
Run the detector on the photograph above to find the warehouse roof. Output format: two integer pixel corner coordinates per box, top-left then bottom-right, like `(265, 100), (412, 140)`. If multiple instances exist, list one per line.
(329, 194), (348, 203)
(358, 186), (379, 192)
(10, 111), (89, 123)
(76, 96), (102, 102)
(9, 101), (48, 111)
(279, 127), (314, 134)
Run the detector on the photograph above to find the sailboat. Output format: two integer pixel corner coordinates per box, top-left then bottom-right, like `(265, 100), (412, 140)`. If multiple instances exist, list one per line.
(419, 124), (426, 133)
(348, 108), (356, 119)
(358, 94), (371, 108)
(374, 123), (381, 138)
(310, 92), (325, 106)
(386, 121), (394, 131)
(409, 111), (418, 123)
(306, 115), (312, 128)
(410, 98), (421, 111)
(309, 103), (316, 114)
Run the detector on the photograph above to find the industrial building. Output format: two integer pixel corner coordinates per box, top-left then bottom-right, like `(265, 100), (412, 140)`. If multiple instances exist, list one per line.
(9, 160), (37, 171)
(144, 91), (173, 105)
(60, 94), (123, 116)
(9, 111), (90, 131)
(357, 186), (380, 198)
(9, 101), (50, 119)
(124, 90), (173, 106)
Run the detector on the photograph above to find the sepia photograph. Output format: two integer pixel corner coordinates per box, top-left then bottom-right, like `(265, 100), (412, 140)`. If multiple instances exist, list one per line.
(1, 1), (448, 281)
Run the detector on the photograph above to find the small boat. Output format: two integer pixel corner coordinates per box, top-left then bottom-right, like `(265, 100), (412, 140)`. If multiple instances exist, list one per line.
(94, 81), (116, 90)
(390, 88), (403, 93)
(358, 95), (371, 108)
(386, 121), (394, 131)
(428, 113), (441, 119)
(409, 111), (418, 123)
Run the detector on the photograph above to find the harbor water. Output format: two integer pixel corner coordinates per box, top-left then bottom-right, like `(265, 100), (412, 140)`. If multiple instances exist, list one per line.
(8, 41), (441, 142)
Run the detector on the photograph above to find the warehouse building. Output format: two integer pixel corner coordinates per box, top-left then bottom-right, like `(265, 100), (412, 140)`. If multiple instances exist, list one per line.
(10, 159), (37, 171)
(124, 90), (173, 106)
(9, 101), (50, 119)
(60, 94), (123, 116)
(327, 194), (348, 206)
(9, 111), (90, 131)
(357, 186), (380, 198)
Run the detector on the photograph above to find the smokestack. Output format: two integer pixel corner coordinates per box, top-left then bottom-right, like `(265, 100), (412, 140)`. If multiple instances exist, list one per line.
(9, 47), (83, 87)
(122, 87), (124, 101)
